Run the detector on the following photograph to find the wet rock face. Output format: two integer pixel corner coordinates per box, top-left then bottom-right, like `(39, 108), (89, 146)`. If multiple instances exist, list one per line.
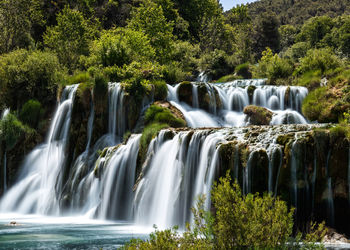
(243, 105), (273, 125)
(214, 124), (350, 236)
(177, 81), (193, 106)
(177, 82), (222, 113)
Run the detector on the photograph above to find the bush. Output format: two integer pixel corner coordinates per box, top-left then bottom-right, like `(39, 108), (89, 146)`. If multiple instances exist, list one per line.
(199, 49), (236, 80)
(295, 48), (341, 75)
(87, 28), (155, 68)
(145, 105), (186, 128)
(302, 87), (336, 122)
(211, 173), (294, 249)
(283, 42), (310, 62)
(253, 48), (293, 83)
(151, 80), (168, 101)
(19, 99), (44, 129)
(235, 63), (252, 79)
(162, 62), (189, 84)
(0, 113), (33, 151)
(0, 49), (63, 110)
(124, 172), (326, 249)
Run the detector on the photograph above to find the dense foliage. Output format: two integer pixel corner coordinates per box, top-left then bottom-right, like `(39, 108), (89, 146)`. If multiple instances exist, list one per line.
(124, 173), (326, 249)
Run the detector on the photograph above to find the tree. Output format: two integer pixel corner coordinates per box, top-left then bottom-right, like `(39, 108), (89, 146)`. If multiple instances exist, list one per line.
(173, 0), (222, 41)
(44, 6), (99, 71)
(0, 50), (63, 110)
(296, 16), (334, 47)
(86, 27), (156, 69)
(0, 0), (44, 53)
(252, 12), (280, 59)
(128, 0), (174, 64)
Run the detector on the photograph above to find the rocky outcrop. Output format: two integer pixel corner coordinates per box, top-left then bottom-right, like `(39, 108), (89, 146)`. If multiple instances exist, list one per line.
(243, 105), (273, 125)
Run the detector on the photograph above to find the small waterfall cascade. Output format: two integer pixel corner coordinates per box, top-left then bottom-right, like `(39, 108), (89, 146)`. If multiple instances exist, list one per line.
(1, 108), (10, 192)
(168, 80), (308, 128)
(69, 134), (141, 220)
(0, 85), (78, 214)
(134, 130), (226, 228)
(108, 82), (125, 142)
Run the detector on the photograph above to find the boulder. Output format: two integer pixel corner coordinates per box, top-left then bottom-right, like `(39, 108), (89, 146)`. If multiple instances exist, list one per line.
(243, 105), (273, 125)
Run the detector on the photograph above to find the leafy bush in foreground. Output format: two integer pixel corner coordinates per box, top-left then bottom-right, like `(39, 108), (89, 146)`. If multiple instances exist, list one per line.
(124, 172), (326, 249)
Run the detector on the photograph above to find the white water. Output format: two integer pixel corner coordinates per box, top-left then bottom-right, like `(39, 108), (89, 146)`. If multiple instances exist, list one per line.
(134, 130), (226, 228)
(168, 80), (308, 128)
(0, 79), (325, 234)
(108, 82), (125, 142)
(0, 85), (78, 215)
(1, 108), (9, 192)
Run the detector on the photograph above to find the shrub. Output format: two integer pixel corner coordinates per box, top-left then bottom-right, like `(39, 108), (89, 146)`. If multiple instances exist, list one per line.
(19, 99), (44, 129)
(199, 49), (236, 80)
(283, 42), (310, 62)
(0, 49), (63, 110)
(254, 48), (293, 83)
(211, 173), (294, 249)
(235, 63), (252, 78)
(162, 62), (189, 84)
(0, 113), (33, 151)
(151, 80), (168, 101)
(124, 172), (326, 249)
(302, 87), (336, 122)
(87, 28), (155, 68)
(295, 48), (341, 75)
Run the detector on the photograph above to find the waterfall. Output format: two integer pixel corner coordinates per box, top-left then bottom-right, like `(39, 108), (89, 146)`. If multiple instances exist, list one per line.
(192, 84), (199, 108)
(108, 82), (125, 142)
(168, 81), (308, 127)
(69, 134), (141, 220)
(0, 85), (78, 215)
(1, 108), (9, 192)
(134, 130), (226, 229)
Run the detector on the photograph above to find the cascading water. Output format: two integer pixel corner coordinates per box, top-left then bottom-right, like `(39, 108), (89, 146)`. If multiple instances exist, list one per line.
(168, 80), (308, 128)
(0, 108), (9, 192)
(134, 130), (226, 228)
(0, 85), (78, 214)
(2, 75), (344, 236)
(108, 82), (125, 142)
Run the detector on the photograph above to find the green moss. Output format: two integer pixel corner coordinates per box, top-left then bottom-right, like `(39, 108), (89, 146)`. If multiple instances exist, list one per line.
(235, 63), (252, 79)
(139, 122), (169, 166)
(296, 70), (321, 90)
(216, 74), (242, 83)
(243, 105), (273, 125)
(276, 133), (295, 145)
(329, 124), (350, 140)
(145, 104), (186, 128)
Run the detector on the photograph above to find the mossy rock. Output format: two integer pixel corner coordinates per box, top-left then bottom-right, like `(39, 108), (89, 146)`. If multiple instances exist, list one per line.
(247, 86), (256, 103)
(197, 84), (222, 113)
(177, 81), (193, 106)
(243, 105), (273, 125)
(276, 133), (295, 146)
(146, 102), (187, 128)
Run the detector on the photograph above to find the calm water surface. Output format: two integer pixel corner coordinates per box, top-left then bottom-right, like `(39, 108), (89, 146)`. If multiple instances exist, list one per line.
(0, 214), (150, 249)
